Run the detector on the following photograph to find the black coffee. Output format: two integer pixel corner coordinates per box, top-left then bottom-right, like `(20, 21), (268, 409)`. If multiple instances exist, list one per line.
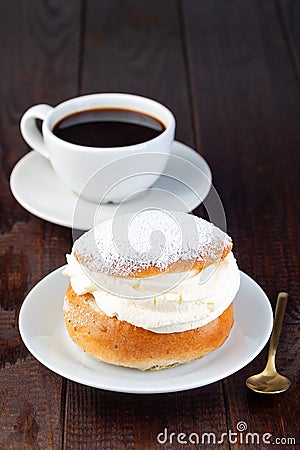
(52, 108), (166, 147)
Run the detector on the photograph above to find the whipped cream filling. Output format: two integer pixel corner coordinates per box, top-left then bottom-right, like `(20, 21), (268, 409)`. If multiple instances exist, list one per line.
(64, 252), (240, 334)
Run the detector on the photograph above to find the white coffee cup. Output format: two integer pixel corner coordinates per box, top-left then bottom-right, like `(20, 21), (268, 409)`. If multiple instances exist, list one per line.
(20, 93), (175, 203)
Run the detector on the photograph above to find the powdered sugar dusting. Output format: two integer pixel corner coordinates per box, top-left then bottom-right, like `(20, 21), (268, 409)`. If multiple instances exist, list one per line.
(73, 210), (231, 276)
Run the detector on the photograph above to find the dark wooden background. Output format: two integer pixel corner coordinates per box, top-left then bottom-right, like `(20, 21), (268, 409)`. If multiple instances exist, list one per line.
(0, 1), (299, 449)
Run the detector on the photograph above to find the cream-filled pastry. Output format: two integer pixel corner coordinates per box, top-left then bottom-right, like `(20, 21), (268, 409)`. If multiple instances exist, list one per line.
(63, 210), (240, 370)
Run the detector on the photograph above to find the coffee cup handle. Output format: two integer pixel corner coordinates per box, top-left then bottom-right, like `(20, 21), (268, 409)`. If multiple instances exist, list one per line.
(20, 104), (54, 159)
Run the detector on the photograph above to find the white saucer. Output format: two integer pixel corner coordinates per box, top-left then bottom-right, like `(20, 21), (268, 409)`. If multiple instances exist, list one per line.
(10, 141), (212, 230)
(19, 267), (273, 394)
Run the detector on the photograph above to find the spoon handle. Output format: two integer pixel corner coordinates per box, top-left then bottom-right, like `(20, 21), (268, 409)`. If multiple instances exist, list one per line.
(267, 292), (288, 369)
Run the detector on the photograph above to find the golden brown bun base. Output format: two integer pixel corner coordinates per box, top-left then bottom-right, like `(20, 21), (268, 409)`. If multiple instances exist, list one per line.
(64, 285), (234, 371)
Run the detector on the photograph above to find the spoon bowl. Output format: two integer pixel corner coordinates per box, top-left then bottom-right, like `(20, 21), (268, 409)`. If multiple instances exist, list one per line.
(246, 292), (291, 394)
(246, 371), (291, 394)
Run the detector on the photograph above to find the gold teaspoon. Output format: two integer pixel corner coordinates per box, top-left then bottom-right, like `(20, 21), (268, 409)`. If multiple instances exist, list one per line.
(246, 292), (291, 394)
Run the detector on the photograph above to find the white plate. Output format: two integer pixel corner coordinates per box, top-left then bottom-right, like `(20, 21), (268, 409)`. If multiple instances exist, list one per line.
(10, 141), (212, 230)
(19, 267), (273, 394)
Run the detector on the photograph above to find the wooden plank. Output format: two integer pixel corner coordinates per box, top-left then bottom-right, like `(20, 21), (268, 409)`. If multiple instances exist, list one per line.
(0, 358), (63, 449)
(0, 1), (81, 448)
(182, 0), (300, 323)
(223, 325), (300, 447)
(64, 382), (229, 450)
(63, 1), (229, 449)
(80, 0), (194, 147)
(276, 0), (300, 86)
(182, 0), (300, 447)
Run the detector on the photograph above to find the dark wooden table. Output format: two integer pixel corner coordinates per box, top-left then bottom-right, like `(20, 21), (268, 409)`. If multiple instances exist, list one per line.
(0, 1), (299, 449)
